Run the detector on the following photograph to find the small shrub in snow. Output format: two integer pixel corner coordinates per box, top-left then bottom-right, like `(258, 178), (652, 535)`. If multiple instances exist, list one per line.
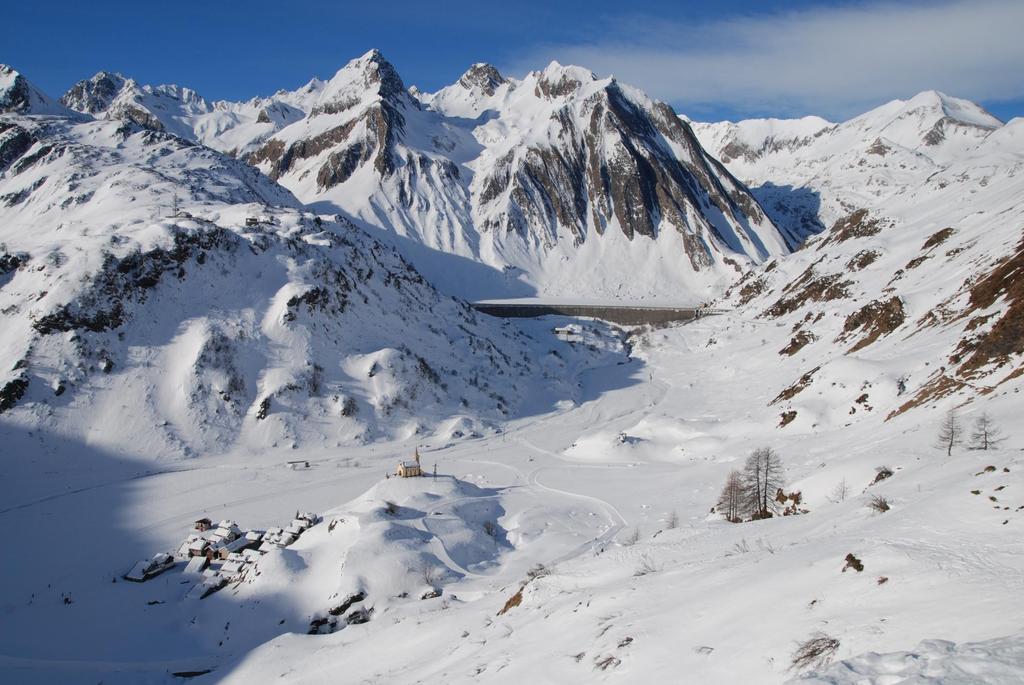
(525, 564), (551, 581)
(666, 510), (679, 529)
(482, 520), (496, 537)
(730, 538), (751, 555)
(622, 528), (640, 546)
(867, 495), (890, 513)
(842, 553), (864, 573)
(790, 632), (840, 671)
(634, 554), (660, 576)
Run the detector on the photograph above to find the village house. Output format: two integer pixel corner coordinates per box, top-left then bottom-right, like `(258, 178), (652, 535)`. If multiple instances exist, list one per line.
(124, 552), (174, 582)
(183, 555), (209, 576)
(194, 517), (212, 532)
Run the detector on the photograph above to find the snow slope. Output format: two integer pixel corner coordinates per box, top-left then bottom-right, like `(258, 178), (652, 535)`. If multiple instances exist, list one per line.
(691, 91), (1004, 237)
(1, 85), (602, 457)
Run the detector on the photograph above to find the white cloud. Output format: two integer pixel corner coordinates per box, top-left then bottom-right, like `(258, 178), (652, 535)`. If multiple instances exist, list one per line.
(503, 0), (1024, 120)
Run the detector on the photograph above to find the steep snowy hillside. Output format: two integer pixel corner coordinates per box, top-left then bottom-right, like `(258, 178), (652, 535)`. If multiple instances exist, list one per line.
(61, 71), (323, 157)
(0, 71), (587, 459)
(691, 91), (1004, 237)
(717, 116), (1024, 429)
(245, 50), (790, 300)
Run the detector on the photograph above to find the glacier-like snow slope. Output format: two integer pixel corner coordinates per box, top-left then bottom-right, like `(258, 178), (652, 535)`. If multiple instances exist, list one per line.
(691, 91), (1006, 238)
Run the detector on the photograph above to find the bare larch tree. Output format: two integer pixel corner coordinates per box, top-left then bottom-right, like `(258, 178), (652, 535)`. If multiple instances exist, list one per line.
(741, 447), (785, 519)
(970, 411), (1006, 450)
(936, 408), (963, 456)
(717, 470), (744, 523)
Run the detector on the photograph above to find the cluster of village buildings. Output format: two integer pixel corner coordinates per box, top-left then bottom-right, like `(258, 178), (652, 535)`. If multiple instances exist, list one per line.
(124, 452), (425, 595)
(124, 512), (320, 599)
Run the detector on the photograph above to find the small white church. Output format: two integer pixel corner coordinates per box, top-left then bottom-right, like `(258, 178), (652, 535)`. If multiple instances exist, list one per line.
(396, 448), (423, 478)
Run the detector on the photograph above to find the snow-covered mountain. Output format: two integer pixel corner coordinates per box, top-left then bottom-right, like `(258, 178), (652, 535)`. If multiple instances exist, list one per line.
(1, 66), (596, 457)
(56, 53), (790, 302)
(61, 70), (323, 158)
(691, 91), (1005, 237)
(242, 50), (790, 300)
(707, 102), (1024, 428)
(1, 64), (76, 117)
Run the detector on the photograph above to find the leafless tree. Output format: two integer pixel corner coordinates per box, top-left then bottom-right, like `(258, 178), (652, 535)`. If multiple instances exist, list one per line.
(717, 470), (744, 523)
(623, 528), (640, 546)
(666, 510), (679, 529)
(829, 478), (850, 503)
(936, 408), (963, 456)
(970, 412), (1006, 451)
(741, 447), (786, 519)
(418, 561), (441, 588)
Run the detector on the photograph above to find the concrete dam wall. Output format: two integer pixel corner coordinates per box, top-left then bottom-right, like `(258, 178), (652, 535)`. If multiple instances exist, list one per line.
(470, 303), (725, 326)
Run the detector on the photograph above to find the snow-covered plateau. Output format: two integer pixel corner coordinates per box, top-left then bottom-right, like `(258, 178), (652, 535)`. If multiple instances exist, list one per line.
(2, 53), (1024, 684)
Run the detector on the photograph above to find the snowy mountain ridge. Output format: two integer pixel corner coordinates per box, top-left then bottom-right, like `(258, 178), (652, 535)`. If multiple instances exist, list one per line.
(56, 51), (793, 301)
(691, 90), (1007, 237)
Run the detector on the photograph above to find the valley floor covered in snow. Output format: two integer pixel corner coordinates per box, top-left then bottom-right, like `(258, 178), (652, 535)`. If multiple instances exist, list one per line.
(1, 313), (1021, 684)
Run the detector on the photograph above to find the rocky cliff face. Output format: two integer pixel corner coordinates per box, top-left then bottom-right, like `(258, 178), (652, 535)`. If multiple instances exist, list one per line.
(1, 65), (73, 116)
(60, 70), (321, 157)
(247, 52), (788, 300)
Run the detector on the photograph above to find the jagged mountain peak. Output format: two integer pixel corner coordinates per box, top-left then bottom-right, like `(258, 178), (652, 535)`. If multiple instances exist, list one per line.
(312, 49), (408, 116)
(533, 61), (599, 98)
(60, 71), (131, 114)
(246, 52), (788, 300)
(0, 64), (74, 116)
(458, 63), (506, 96)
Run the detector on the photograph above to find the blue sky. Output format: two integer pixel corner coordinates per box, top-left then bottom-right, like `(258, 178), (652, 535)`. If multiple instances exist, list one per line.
(6, 0), (1023, 122)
